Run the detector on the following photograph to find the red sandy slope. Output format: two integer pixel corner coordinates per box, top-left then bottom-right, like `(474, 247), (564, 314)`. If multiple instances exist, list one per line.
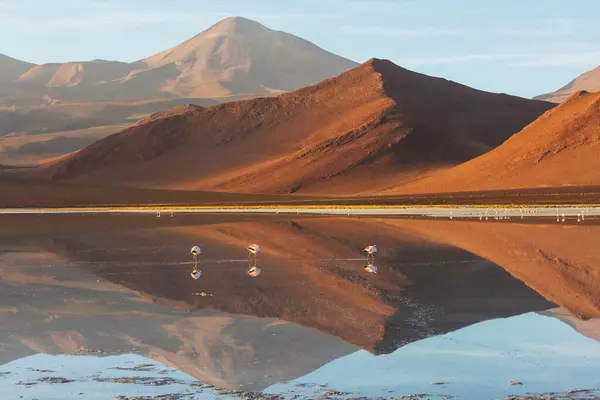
(45, 59), (552, 195)
(390, 90), (600, 194)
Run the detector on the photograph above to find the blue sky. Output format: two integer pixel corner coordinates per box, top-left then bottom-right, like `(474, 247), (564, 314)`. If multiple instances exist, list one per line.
(1, 0), (599, 98)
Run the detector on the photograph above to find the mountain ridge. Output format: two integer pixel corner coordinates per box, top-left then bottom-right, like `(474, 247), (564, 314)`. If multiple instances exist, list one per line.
(389, 90), (600, 194)
(43, 58), (553, 194)
(1, 16), (357, 102)
(0, 53), (36, 82)
(535, 65), (600, 103)
(0, 16), (357, 164)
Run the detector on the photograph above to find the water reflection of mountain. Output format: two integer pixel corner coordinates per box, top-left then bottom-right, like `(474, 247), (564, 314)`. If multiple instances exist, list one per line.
(3, 214), (600, 395)
(5, 216), (554, 354)
(541, 308), (600, 343)
(382, 219), (600, 319)
(0, 251), (359, 391)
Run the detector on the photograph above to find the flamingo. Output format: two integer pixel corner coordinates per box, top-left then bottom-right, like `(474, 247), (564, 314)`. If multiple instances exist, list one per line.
(247, 243), (261, 263)
(247, 243), (260, 256)
(191, 246), (202, 262)
(364, 245), (377, 263)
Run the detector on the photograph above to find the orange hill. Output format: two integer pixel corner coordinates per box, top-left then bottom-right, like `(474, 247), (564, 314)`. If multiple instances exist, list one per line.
(44, 59), (552, 195)
(389, 90), (600, 194)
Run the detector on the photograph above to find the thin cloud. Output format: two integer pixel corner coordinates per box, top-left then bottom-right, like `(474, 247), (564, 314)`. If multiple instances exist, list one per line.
(402, 54), (522, 66)
(340, 26), (462, 37)
(501, 17), (577, 37)
(509, 51), (600, 67)
(402, 50), (600, 69)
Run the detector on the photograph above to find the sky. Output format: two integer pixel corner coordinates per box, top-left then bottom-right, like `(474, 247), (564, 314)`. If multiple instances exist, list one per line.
(1, 0), (599, 98)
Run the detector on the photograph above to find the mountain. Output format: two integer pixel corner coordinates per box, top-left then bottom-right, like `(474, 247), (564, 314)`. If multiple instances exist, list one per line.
(0, 54), (35, 82)
(535, 65), (600, 103)
(1, 17), (357, 165)
(6, 17), (357, 103)
(140, 16), (358, 98)
(44, 58), (553, 194)
(0, 54), (39, 107)
(389, 90), (600, 194)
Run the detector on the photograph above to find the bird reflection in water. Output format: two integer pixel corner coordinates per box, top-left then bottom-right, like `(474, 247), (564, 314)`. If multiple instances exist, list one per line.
(247, 265), (262, 277)
(363, 245), (378, 273)
(364, 263), (377, 273)
(190, 245), (202, 280)
(247, 243), (262, 277)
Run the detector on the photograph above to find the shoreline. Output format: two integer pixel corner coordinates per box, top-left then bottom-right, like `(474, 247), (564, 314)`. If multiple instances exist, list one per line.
(2, 205), (599, 219)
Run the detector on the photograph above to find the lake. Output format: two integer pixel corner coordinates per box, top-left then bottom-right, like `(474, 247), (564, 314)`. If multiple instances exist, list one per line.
(1, 213), (600, 399)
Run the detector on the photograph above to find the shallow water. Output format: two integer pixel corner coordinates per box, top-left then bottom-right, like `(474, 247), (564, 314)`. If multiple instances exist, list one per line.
(1, 213), (600, 399)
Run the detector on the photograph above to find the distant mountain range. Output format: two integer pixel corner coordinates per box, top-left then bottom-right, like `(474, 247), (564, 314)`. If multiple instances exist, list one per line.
(0, 17), (356, 104)
(535, 65), (600, 103)
(3, 16), (600, 196)
(0, 17), (357, 164)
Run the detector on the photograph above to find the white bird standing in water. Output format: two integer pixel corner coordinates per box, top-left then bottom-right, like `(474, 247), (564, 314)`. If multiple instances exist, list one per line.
(364, 245), (377, 263)
(247, 244), (261, 261)
(364, 264), (377, 273)
(191, 246), (202, 262)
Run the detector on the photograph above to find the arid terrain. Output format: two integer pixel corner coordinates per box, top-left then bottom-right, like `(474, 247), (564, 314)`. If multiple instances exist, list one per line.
(3, 5), (600, 400)
(0, 17), (356, 165)
(388, 90), (600, 194)
(1, 17), (599, 205)
(39, 59), (552, 195)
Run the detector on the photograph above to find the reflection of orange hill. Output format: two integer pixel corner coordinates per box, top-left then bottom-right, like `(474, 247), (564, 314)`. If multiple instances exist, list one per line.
(39, 216), (552, 353)
(44, 59), (551, 194)
(0, 252), (358, 391)
(391, 91), (600, 194)
(379, 219), (600, 319)
(2, 17), (357, 164)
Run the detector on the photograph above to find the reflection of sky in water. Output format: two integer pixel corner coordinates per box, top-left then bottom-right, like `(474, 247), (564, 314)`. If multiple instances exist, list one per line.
(0, 354), (220, 400)
(267, 313), (600, 399)
(3, 315), (600, 399)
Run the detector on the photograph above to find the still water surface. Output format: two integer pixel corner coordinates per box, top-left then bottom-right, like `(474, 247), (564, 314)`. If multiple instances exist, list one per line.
(1, 213), (600, 399)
